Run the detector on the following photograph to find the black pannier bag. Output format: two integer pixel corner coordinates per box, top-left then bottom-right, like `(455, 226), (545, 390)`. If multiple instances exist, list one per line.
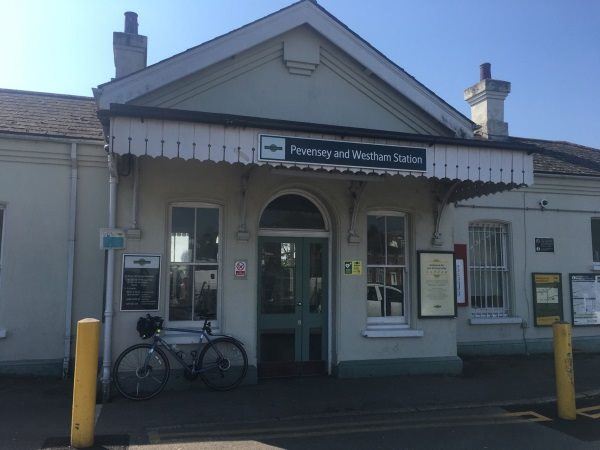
(136, 315), (164, 339)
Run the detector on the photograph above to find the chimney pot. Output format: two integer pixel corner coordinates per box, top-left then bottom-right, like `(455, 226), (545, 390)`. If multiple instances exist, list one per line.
(480, 62), (491, 81)
(124, 11), (138, 35)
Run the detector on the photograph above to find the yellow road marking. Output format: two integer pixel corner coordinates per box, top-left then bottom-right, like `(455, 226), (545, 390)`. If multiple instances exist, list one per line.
(148, 411), (549, 443)
(577, 405), (600, 419)
(503, 411), (552, 422)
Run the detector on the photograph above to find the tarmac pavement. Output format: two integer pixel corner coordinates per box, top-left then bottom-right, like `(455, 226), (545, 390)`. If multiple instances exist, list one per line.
(2, 353), (600, 449)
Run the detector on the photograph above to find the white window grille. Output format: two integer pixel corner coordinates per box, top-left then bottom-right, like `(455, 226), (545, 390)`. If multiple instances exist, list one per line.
(468, 222), (511, 318)
(0, 206), (3, 282)
(591, 218), (600, 262)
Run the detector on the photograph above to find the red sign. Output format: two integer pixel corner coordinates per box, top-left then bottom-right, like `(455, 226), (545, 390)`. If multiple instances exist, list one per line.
(234, 260), (247, 278)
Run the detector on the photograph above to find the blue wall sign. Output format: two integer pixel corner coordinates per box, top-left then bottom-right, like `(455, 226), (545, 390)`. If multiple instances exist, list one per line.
(259, 135), (427, 172)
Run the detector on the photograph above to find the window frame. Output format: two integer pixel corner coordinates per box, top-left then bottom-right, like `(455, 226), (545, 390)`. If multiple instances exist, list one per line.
(166, 202), (223, 329)
(467, 221), (512, 318)
(591, 217), (600, 263)
(366, 211), (409, 326)
(0, 205), (4, 288)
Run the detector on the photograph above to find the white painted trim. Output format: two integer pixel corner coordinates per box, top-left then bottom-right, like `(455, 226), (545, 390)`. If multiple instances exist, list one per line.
(96, 1), (472, 135)
(469, 317), (523, 325)
(361, 328), (424, 338)
(256, 188), (334, 374)
(166, 202), (223, 331)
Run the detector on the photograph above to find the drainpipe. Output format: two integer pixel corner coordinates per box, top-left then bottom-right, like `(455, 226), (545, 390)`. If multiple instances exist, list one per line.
(63, 143), (78, 378)
(101, 150), (118, 402)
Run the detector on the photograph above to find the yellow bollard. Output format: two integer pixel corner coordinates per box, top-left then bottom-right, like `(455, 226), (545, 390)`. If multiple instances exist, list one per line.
(552, 322), (576, 420)
(70, 318), (101, 448)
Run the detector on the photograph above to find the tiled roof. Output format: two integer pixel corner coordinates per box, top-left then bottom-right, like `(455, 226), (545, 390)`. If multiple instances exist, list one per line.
(511, 137), (600, 177)
(1, 87), (598, 177)
(0, 88), (104, 142)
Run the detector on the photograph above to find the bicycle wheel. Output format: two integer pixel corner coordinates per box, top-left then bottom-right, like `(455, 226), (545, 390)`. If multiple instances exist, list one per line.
(198, 338), (248, 391)
(113, 344), (170, 400)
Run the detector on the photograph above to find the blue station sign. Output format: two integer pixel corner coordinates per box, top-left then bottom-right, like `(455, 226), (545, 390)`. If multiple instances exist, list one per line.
(259, 134), (427, 172)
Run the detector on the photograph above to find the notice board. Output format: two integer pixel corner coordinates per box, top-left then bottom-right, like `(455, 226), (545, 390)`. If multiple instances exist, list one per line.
(531, 273), (563, 326)
(569, 273), (600, 326)
(418, 251), (457, 318)
(121, 254), (161, 311)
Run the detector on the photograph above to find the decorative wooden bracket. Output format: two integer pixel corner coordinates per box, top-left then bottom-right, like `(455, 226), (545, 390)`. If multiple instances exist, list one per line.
(236, 169), (252, 241)
(348, 181), (366, 244)
(432, 181), (460, 247)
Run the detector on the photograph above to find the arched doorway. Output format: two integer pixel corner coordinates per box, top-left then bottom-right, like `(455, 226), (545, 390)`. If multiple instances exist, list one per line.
(257, 193), (330, 377)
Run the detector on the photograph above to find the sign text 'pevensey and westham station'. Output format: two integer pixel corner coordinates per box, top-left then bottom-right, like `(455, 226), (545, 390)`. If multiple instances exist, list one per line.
(259, 135), (427, 172)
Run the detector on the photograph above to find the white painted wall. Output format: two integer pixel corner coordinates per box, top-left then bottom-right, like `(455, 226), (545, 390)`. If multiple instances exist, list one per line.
(453, 174), (600, 353)
(109, 157), (458, 369)
(0, 137), (107, 371)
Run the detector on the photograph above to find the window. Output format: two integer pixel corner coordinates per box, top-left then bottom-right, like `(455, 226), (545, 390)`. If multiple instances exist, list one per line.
(592, 218), (600, 262)
(468, 222), (511, 318)
(260, 194), (325, 230)
(0, 206), (3, 281)
(168, 205), (220, 322)
(366, 213), (407, 323)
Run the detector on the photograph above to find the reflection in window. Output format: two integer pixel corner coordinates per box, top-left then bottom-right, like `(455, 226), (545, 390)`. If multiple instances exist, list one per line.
(169, 206), (220, 321)
(260, 242), (296, 314)
(366, 214), (407, 322)
(260, 195), (325, 229)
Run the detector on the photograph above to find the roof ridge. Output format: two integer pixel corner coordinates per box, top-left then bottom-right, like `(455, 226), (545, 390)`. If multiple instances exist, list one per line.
(512, 135), (599, 152)
(0, 88), (94, 102)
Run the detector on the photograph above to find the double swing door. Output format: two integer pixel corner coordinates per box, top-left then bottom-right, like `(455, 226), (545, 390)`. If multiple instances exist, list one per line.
(258, 237), (328, 377)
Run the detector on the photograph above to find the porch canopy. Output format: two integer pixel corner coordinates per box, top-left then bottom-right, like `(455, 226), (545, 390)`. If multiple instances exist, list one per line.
(104, 105), (536, 202)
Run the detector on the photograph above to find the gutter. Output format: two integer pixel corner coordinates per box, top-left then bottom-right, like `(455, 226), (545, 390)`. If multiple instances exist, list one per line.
(63, 143), (78, 377)
(101, 150), (118, 402)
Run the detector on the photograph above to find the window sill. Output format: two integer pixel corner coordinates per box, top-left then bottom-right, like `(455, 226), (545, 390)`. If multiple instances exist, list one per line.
(161, 329), (219, 344)
(469, 317), (523, 325)
(362, 327), (424, 338)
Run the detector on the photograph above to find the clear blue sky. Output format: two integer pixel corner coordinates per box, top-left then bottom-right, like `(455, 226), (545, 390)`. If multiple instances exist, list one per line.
(1, 0), (598, 147)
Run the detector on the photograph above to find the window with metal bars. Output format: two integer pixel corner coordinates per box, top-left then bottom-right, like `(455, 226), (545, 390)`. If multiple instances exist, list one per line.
(468, 222), (511, 318)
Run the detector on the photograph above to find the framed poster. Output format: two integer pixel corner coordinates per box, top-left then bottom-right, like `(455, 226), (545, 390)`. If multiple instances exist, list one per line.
(418, 251), (457, 318)
(531, 273), (563, 326)
(121, 254), (161, 311)
(569, 273), (600, 326)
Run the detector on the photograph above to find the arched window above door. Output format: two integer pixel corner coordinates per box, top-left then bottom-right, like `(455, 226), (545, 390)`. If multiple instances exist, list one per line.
(259, 194), (326, 230)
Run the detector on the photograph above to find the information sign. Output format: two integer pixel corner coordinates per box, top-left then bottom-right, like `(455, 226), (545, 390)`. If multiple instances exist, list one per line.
(100, 228), (126, 250)
(259, 135), (426, 172)
(531, 273), (563, 326)
(418, 251), (457, 318)
(121, 254), (161, 311)
(535, 237), (555, 253)
(344, 261), (362, 275)
(570, 273), (600, 326)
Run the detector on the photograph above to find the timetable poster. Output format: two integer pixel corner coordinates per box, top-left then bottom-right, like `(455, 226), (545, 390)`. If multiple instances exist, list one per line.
(531, 273), (563, 327)
(570, 274), (600, 326)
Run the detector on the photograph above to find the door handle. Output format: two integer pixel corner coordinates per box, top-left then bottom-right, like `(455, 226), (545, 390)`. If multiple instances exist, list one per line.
(297, 301), (303, 306)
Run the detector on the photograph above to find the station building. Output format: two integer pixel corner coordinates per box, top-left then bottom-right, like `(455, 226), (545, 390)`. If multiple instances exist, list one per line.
(0, 1), (599, 385)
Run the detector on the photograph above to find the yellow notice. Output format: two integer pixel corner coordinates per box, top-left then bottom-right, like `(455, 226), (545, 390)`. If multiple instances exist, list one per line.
(352, 261), (362, 275)
(537, 315), (560, 326)
(535, 274), (560, 284)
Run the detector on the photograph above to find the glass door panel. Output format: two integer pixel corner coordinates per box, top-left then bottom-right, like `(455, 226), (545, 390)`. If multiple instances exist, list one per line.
(258, 237), (328, 376)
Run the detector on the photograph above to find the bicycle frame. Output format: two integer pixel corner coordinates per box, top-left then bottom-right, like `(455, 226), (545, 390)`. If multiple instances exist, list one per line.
(143, 326), (228, 375)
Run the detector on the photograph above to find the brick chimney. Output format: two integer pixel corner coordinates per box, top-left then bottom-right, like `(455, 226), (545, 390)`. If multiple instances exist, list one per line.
(464, 63), (511, 140)
(113, 12), (147, 78)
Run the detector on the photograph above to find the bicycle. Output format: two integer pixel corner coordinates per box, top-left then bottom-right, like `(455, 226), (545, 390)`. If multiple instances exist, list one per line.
(113, 315), (248, 400)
